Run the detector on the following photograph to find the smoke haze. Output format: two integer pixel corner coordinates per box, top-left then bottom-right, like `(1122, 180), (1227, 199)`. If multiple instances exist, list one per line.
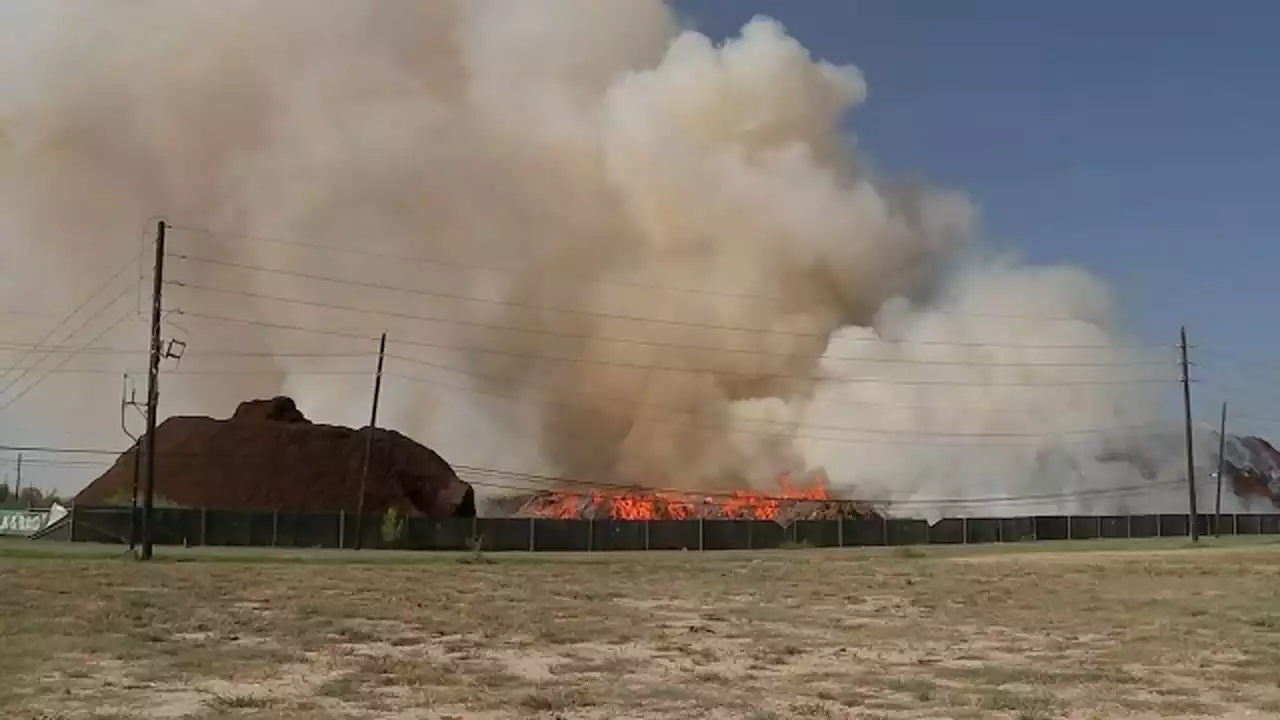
(0, 1), (1244, 514)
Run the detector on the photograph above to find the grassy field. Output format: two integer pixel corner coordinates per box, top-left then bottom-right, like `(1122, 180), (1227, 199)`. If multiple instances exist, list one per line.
(3, 538), (1280, 719)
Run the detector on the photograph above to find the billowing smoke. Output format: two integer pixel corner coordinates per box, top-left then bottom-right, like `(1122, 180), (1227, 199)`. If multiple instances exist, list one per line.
(0, 1), (1221, 514)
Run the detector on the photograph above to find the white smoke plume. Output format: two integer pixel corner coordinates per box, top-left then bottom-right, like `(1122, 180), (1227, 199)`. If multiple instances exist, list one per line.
(0, 1), (1221, 514)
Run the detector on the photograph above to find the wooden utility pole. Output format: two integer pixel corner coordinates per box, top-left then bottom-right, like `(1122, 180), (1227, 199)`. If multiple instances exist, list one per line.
(353, 332), (387, 550)
(1179, 326), (1199, 543)
(140, 220), (167, 561)
(14, 452), (21, 500)
(1215, 401), (1228, 537)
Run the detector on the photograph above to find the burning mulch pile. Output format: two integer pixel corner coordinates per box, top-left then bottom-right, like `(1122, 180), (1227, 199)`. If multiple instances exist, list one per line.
(1225, 435), (1280, 507)
(502, 469), (879, 525)
(75, 396), (475, 517)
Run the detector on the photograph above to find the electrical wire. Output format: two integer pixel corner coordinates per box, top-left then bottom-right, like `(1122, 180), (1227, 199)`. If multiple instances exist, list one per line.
(175, 308), (1176, 387)
(0, 303), (139, 413)
(169, 280), (1177, 368)
(169, 252), (1167, 351)
(1191, 374), (1280, 400)
(0, 343), (372, 359)
(381, 352), (1169, 439)
(0, 309), (68, 318)
(166, 223), (789, 303)
(383, 350), (1162, 414)
(381, 365), (1170, 446)
(0, 457), (112, 469)
(0, 367), (375, 377)
(169, 223), (1177, 326)
(454, 466), (1201, 509)
(0, 344), (147, 355)
(0, 254), (139, 399)
(1186, 349), (1280, 379)
(0, 441), (1209, 508)
(168, 224), (1153, 326)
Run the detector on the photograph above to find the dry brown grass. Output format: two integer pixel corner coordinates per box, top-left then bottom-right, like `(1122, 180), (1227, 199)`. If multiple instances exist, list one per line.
(2, 538), (1280, 718)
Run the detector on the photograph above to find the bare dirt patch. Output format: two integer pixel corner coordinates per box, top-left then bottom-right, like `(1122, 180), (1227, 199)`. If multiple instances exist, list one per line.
(2, 539), (1280, 718)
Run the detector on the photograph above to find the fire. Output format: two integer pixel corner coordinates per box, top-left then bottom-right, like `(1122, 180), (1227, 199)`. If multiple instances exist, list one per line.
(721, 472), (831, 520)
(518, 471), (850, 522)
(531, 490), (696, 520)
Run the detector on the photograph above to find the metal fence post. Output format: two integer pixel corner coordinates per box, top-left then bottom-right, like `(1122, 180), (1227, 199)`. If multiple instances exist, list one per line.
(1156, 514), (1163, 538)
(644, 520), (650, 551)
(1067, 516), (1073, 541)
(962, 517), (968, 544)
(199, 508), (208, 547)
(1126, 515), (1132, 539)
(836, 519), (843, 548)
(698, 517), (704, 552)
(271, 510), (279, 548)
(1232, 513), (1238, 536)
(528, 518), (535, 552)
(338, 511), (346, 549)
(586, 518), (593, 552)
(68, 505), (77, 543)
(881, 518), (889, 546)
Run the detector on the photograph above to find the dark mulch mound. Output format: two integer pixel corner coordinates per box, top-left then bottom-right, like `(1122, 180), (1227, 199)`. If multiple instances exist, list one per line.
(75, 396), (475, 517)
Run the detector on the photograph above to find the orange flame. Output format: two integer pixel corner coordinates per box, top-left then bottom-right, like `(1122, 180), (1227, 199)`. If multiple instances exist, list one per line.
(721, 472), (831, 520)
(522, 472), (833, 521)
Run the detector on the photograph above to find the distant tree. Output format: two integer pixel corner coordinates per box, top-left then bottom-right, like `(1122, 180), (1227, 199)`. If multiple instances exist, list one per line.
(16, 486), (49, 508)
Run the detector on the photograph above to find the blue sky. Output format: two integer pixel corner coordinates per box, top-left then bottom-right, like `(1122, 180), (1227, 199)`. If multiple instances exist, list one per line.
(676, 0), (1280, 434)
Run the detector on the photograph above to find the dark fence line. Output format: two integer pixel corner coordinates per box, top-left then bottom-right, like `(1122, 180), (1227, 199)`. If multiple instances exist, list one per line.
(56, 506), (1280, 552)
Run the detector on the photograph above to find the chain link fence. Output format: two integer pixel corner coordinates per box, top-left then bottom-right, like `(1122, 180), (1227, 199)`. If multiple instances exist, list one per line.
(55, 506), (1280, 551)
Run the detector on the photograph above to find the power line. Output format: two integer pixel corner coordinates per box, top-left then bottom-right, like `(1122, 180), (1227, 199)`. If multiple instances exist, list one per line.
(0, 282), (141, 411)
(0, 367), (373, 377)
(0, 254), (139, 400)
(0, 458), (111, 469)
(385, 350), (1161, 415)
(383, 352), (1169, 437)
(1188, 371), (1280, 398)
(168, 223), (1161, 324)
(383, 366), (1169, 446)
(0, 441), (1204, 507)
(0, 350), (1174, 421)
(0, 309), (70, 318)
(0, 343), (370, 359)
(0, 344), (147, 355)
(163, 310), (370, 342)
(1186, 349), (1280, 379)
(169, 253), (1165, 351)
(167, 223), (788, 303)
(170, 280), (1177, 368)
(0, 353), (1167, 419)
(454, 465), (1199, 508)
(0, 327), (1182, 414)
(176, 309), (1176, 386)
(0, 304), (138, 412)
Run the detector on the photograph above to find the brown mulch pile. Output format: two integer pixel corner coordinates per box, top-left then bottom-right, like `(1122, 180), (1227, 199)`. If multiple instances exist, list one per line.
(75, 396), (475, 517)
